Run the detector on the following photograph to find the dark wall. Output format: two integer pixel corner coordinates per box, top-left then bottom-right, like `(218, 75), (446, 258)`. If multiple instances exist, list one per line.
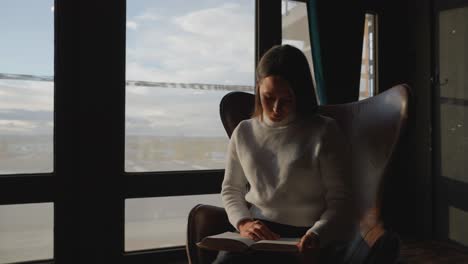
(406, 0), (433, 239)
(374, 0), (433, 238)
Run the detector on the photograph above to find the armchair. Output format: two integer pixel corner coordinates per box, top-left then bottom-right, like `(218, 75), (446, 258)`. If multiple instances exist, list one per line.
(186, 84), (410, 264)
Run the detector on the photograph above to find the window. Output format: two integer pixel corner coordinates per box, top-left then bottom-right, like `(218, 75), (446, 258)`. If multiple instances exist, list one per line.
(0, 1), (54, 174)
(125, 0), (255, 173)
(124, 0), (255, 252)
(125, 195), (221, 251)
(359, 13), (377, 100)
(281, 0), (316, 93)
(281, 3), (378, 102)
(0, 1), (55, 263)
(0, 203), (53, 263)
(0, 0), (288, 262)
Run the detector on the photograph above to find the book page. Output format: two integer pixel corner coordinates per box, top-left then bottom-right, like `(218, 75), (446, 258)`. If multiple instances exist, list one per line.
(198, 232), (301, 253)
(207, 231), (256, 247)
(256, 237), (300, 245)
(197, 232), (255, 252)
(251, 237), (300, 253)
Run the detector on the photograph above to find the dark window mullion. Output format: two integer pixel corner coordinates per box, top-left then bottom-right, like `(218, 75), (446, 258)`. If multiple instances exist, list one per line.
(256, 0), (282, 64)
(123, 248), (187, 264)
(9, 260), (55, 264)
(74, 0), (127, 261)
(0, 175), (54, 205)
(125, 171), (223, 199)
(54, 0), (126, 263)
(54, 0), (81, 261)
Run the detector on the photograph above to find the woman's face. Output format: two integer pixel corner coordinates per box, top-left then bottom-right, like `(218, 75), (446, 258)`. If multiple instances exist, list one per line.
(259, 76), (296, 122)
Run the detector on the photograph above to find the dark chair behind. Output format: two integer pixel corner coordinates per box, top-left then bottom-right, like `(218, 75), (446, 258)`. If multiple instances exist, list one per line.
(186, 84), (410, 264)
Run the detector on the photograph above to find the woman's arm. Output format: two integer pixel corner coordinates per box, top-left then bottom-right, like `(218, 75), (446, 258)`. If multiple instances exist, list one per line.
(221, 127), (253, 231)
(307, 118), (356, 247)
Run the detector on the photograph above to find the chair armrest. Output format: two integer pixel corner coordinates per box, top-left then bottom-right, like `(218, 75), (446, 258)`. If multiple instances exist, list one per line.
(186, 204), (234, 264)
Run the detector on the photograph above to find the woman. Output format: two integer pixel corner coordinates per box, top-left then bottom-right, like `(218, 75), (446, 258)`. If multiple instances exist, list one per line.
(215, 45), (355, 264)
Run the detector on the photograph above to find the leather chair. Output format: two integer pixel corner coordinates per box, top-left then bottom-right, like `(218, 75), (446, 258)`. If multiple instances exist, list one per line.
(186, 84), (410, 264)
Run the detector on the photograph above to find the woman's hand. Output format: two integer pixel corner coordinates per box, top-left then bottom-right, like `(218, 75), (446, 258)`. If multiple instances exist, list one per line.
(296, 232), (320, 263)
(238, 219), (280, 241)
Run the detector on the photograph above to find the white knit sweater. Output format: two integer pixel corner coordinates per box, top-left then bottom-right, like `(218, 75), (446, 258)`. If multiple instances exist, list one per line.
(221, 114), (354, 246)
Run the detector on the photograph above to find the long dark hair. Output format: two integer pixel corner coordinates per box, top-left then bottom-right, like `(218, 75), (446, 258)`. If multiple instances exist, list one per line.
(253, 44), (317, 119)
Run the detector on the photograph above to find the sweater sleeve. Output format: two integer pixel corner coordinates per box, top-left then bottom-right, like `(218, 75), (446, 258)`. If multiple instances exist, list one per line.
(307, 119), (356, 246)
(221, 126), (252, 230)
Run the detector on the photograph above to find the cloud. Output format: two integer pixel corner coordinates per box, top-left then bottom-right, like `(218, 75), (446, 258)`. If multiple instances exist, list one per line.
(0, 80), (53, 112)
(127, 84), (150, 95)
(0, 2), (255, 137)
(0, 109), (52, 121)
(135, 10), (163, 21)
(0, 80), (53, 135)
(125, 85), (230, 136)
(127, 21), (139, 30)
(126, 2), (255, 86)
(171, 3), (253, 45)
(0, 120), (40, 133)
(123, 1), (256, 136)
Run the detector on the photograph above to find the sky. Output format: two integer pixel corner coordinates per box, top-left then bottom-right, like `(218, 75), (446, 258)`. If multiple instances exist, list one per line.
(125, 0), (255, 85)
(0, 0), (256, 136)
(0, 79), (53, 135)
(0, 1), (325, 137)
(0, 0), (256, 84)
(0, 1), (54, 76)
(125, 0), (256, 136)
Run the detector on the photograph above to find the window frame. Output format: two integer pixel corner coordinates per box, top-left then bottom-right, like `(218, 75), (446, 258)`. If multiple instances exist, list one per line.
(362, 11), (379, 98)
(122, 0), (281, 260)
(0, 0), (281, 263)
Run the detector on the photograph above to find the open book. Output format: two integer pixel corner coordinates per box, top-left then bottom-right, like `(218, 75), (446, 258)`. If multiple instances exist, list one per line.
(196, 231), (300, 253)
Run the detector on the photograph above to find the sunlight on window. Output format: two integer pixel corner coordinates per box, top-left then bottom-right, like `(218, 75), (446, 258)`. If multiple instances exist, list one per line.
(0, 203), (53, 263)
(125, 0), (255, 173)
(124, 0), (254, 252)
(281, 1), (316, 93)
(359, 13), (377, 100)
(449, 206), (468, 247)
(125, 195), (222, 251)
(0, 1), (54, 175)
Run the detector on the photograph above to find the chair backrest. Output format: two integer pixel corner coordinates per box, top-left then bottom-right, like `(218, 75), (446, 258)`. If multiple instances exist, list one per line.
(220, 91), (255, 138)
(219, 84), (410, 248)
(317, 85), (410, 256)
